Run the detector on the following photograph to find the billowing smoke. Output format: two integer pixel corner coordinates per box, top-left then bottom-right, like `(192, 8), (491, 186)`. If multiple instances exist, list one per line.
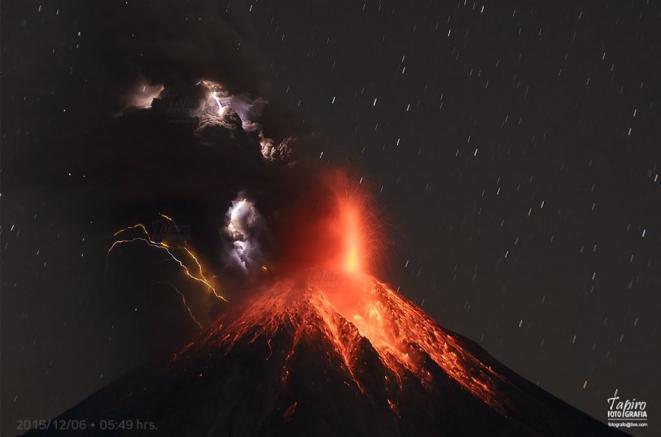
(120, 80), (164, 112)
(225, 195), (263, 272)
(194, 80), (242, 130)
(260, 135), (293, 161)
(54, 0), (267, 118)
(227, 94), (268, 133)
(193, 80), (292, 162)
(74, 0), (367, 309)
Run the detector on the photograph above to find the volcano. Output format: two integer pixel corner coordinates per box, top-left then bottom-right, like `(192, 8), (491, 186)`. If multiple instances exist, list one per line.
(48, 268), (622, 436)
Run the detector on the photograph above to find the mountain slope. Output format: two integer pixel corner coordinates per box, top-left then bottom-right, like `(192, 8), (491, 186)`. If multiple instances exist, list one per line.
(45, 271), (623, 436)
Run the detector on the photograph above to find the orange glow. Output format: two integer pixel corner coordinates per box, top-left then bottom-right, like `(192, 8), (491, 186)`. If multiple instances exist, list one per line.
(166, 170), (507, 414)
(321, 172), (377, 275)
(274, 170), (381, 277)
(194, 269), (508, 413)
(338, 198), (362, 273)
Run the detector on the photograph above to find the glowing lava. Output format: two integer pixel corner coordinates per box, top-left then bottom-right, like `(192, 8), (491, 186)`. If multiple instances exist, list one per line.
(339, 199), (361, 273)
(279, 172), (379, 275)
(180, 182), (507, 414)
(191, 270), (506, 413)
(111, 177), (507, 415)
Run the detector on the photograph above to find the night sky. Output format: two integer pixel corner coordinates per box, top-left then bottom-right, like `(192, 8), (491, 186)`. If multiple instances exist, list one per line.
(2, 0), (660, 435)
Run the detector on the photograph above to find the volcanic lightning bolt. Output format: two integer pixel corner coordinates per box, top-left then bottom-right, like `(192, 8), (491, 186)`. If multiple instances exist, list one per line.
(108, 218), (228, 327)
(155, 281), (204, 330)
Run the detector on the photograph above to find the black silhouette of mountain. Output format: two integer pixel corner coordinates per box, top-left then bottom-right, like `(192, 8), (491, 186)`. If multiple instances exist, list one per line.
(38, 272), (625, 436)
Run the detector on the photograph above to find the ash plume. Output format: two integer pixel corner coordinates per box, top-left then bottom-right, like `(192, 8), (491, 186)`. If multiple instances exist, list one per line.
(224, 194), (264, 272)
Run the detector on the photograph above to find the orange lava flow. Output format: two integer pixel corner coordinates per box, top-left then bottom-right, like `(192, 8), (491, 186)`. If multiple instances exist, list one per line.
(198, 270), (505, 412)
(182, 177), (506, 412)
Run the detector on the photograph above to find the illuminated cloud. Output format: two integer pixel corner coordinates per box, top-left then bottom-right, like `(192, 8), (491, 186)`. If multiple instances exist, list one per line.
(225, 195), (263, 271)
(194, 80), (238, 130)
(196, 80), (294, 162)
(121, 80), (164, 111)
(260, 135), (293, 161)
(227, 94), (268, 132)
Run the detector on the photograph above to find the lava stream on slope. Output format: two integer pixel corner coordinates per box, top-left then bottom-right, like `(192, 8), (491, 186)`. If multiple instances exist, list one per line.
(179, 269), (508, 414)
